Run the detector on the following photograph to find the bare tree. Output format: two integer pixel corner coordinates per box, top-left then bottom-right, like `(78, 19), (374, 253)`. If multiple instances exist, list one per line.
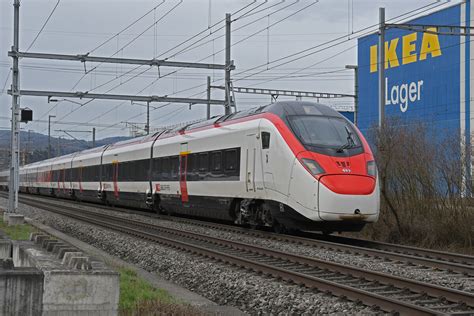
(366, 118), (473, 251)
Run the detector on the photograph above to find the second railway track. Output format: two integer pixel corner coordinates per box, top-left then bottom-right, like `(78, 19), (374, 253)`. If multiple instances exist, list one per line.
(7, 193), (474, 315)
(8, 192), (474, 276)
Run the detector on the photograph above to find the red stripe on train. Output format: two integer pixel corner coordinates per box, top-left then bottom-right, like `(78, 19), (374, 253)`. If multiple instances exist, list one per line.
(179, 154), (189, 203)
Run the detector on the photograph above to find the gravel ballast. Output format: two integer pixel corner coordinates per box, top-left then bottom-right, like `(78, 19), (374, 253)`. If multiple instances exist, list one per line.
(2, 197), (380, 315)
(36, 197), (473, 293)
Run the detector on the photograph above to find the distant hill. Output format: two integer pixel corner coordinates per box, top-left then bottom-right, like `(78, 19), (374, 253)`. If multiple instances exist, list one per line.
(0, 130), (132, 168)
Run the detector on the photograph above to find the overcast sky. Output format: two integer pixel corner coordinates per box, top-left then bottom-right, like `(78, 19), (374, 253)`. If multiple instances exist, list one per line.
(0, 0), (457, 140)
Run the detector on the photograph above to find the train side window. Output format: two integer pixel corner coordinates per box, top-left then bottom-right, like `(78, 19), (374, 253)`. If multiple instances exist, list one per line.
(170, 156), (179, 180)
(85, 166), (91, 182)
(153, 158), (162, 180)
(224, 149), (237, 171)
(199, 153), (208, 172)
(116, 163), (122, 181)
(162, 157), (170, 180)
(185, 154), (194, 181)
(211, 151), (222, 171)
(144, 159), (151, 180)
(94, 165), (101, 182)
(132, 160), (142, 181)
(261, 132), (270, 149)
(125, 161), (133, 181)
(100, 165), (107, 181)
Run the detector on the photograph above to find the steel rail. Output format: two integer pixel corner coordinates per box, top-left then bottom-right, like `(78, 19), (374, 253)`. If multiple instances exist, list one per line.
(302, 232), (474, 266)
(11, 195), (474, 315)
(8, 192), (474, 275)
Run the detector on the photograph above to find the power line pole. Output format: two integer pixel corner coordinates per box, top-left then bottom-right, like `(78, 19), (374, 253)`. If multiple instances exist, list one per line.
(146, 102), (150, 135)
(207, 76), (211, 119)
(57, 136), (61, 156)
(8, 0), (20, 214)
(378, 7), (385, 129)
(48, 115), (55, 159)
(8, 8), (233, 127)
(92, 127), (96, 147)
(25, 129), (30, 165)
(345, 65), (358, 126)
(224, 13), (232, 115)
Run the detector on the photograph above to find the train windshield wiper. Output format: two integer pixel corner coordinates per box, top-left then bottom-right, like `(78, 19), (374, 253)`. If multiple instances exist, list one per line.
(336, 126), (356, 153)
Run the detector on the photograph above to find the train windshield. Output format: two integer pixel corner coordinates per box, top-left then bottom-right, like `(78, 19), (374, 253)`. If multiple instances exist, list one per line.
(289, 116), (360, 149)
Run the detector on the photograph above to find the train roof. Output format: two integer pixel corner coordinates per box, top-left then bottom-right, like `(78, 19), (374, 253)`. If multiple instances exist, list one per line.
(10, 101), (341, 171)
(181, 101), (342, 132)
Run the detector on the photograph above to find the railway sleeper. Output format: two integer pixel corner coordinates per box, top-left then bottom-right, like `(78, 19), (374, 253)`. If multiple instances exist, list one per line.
(428, 303), (463, 310)
(413, 298), (446, 305)
(268, 262), (298, 268)
(338, 278), (370, 286)
(375, 289), (407, 296)
(322, 275), (351, 281)
(389, 293), (425, 300)
(362, 285), (391, 291)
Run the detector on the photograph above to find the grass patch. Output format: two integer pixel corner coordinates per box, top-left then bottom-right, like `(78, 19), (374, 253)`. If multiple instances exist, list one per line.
(0, 215), (36, 240)
(119, 268), (174, 310)
(119, 268), (205, 316)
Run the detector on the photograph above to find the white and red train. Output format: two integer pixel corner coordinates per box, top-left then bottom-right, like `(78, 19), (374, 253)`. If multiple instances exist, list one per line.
(0, 101), (380, 233)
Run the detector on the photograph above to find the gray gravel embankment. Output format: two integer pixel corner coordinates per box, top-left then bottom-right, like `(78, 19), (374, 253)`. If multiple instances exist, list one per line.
(3, 198), (379, 315)
(47, 198), (472, 293)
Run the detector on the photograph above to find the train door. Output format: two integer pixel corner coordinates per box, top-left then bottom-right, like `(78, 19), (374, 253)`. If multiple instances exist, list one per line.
(179, 142), (189, 203)
(259, 129), (275, 190)
(246, 134), (257, 192)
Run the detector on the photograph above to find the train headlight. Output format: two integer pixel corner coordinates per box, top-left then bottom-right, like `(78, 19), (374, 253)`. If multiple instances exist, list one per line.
(367, 160), (377, 177)
(301, 158), (325, 176)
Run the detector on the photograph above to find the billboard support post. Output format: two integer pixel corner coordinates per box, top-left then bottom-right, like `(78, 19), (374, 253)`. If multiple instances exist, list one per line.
(345, 65), (358, 126)
(378, 7), (385, 129)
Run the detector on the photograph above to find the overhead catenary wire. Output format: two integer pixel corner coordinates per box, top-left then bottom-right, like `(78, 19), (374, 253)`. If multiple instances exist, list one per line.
(233, 0), (451, 88)
(25, 0), (61, 52)
(72, 0), (183, 88)
(72, 0), (467, 134)
(54, 2), (279, 131)
(1, 70), (11, 94)
(92, 0), (283, 98)
(80, 3), (448, 96)
(166, 0), (299, 60)
(25, 0), (453, 139)
(160, 0), (446, 96)
(35, 0), (184, 125)
(194, 1), (320, 61)
(87, 0), (166, 55)
(156, 0), (262, 59)
(232, 0), (448, 80)
(91, 0), (294, 96)
(88, 0), (318, 122)
(154, 0), (452, 109)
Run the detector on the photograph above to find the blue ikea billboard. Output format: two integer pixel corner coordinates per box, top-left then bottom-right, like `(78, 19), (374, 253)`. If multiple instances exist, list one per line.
(357, 3), (467, 140)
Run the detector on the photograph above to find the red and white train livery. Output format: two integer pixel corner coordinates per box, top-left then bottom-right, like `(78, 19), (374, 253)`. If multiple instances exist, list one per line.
(0, 101), (380, 233)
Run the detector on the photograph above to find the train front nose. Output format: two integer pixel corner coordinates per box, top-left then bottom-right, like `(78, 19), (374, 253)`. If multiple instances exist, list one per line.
(317, 174), (379, 222)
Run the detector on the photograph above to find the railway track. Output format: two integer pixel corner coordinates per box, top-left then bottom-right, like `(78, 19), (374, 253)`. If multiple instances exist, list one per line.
(6, 192), (474, 276)
(6, 193), (474, 315)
